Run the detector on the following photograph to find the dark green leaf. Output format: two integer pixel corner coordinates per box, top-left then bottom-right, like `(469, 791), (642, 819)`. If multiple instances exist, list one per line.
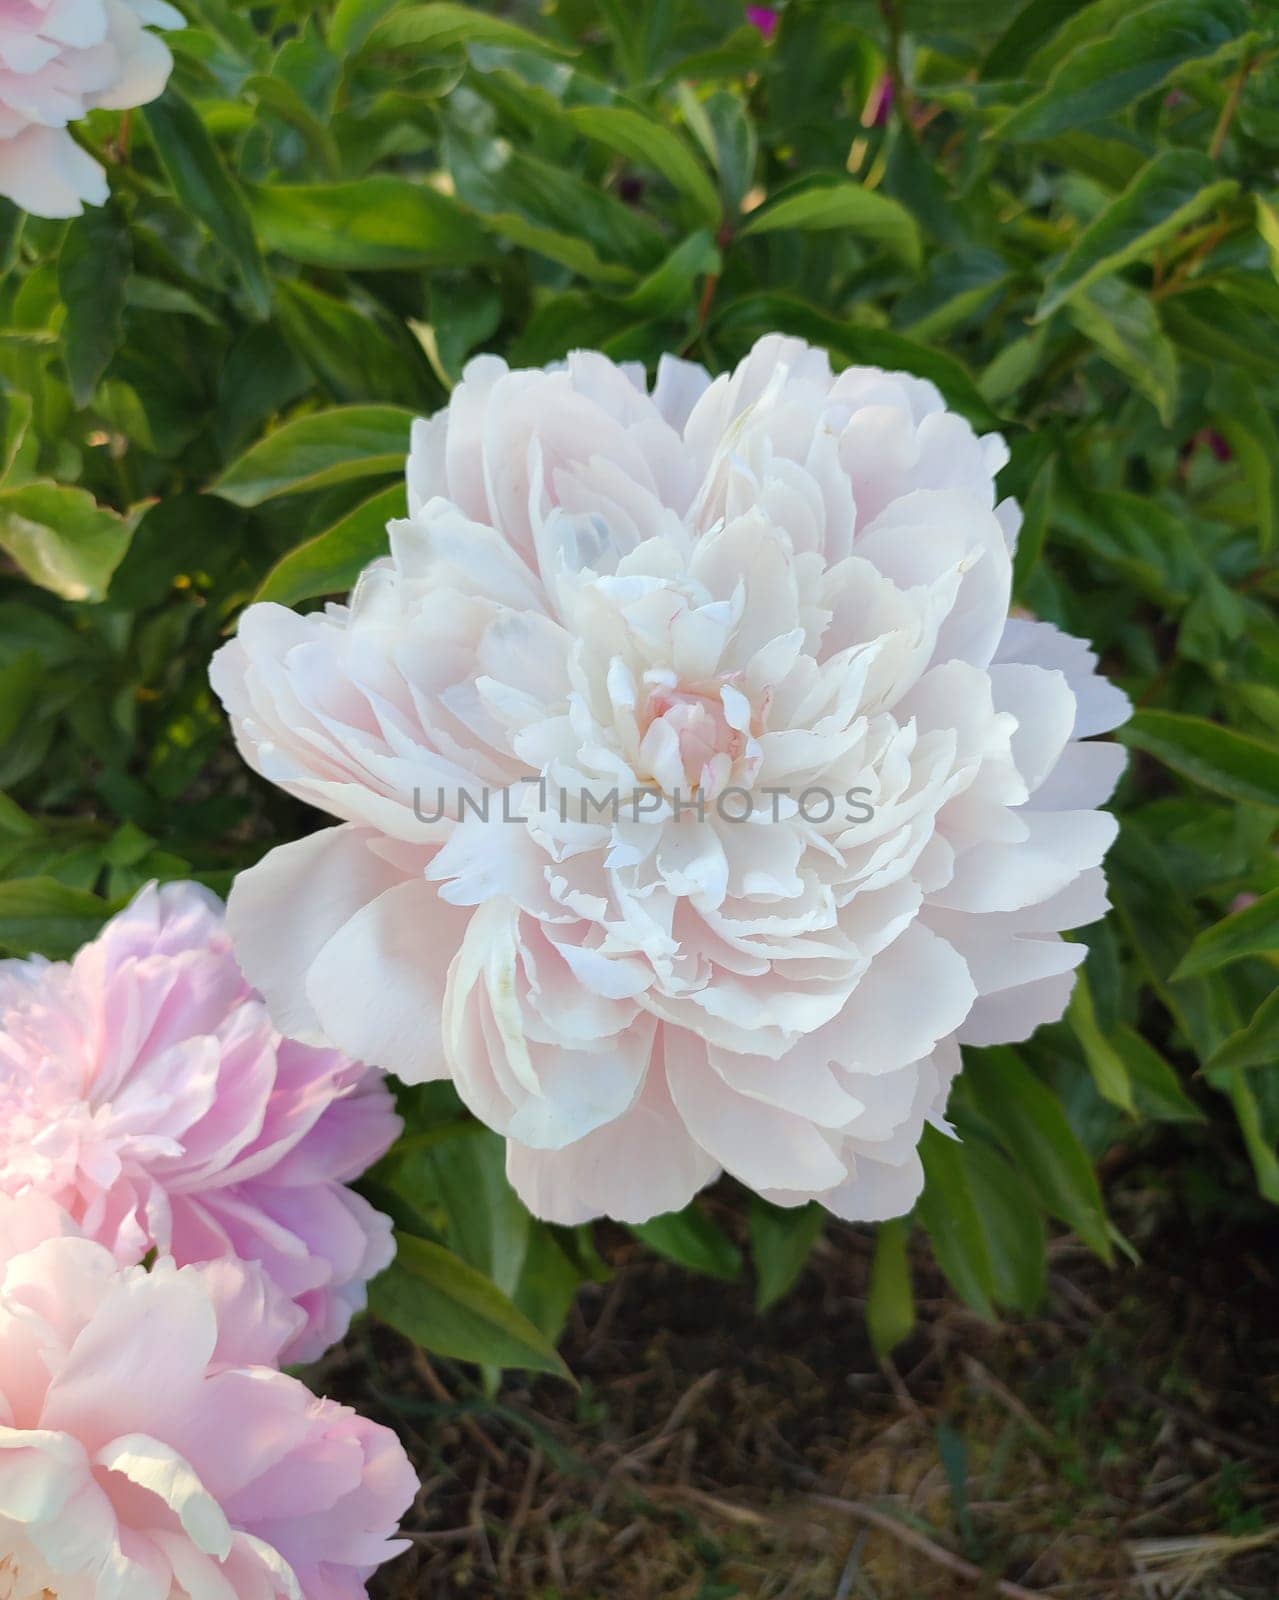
(0, 877), (116, 958)
(1114, 1026), (1203, 1122)
(959, 1140), (1047, 1315)
(254, 483), (403, 604)
(566, 105), (720, 225)
(1206, 990), (1279, 1077)
(57, 204), (131, 409)
(1173, 887), (1279, 979)
(750, 1198), (824, 1312)
(1223, 1069), (1279, 1203)
(143, 90), (271, 319)
(1067, 278), (1179, 424)
(742, 180), (922, 267)
(211, 406), (414, 506)
(249, 178), (491, 270)
(1067, 967), (1136, 1114)
(372, 2), (572, 56)
(1000, 0), (1253, 141)
(867, 1218), (915, 1357)
(0, 651), (42, 748)
(368, 1233), (572, 1377)
(1121, 711), (1279, 809)
(1039, 151), (1237, 316)
(962, 1048), (1112, 1261)
(917, 1126), (996, 1318)
(1012, 451), (1054, 596)
(631, 1208), (742, 1281)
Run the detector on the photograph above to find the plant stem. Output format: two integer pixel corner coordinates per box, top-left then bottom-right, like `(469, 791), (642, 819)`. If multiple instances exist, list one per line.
(1209, 50), (1254, 161)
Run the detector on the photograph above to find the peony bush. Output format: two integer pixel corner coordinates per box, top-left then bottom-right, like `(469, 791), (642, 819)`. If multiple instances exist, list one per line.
(0, 0), (1276, 1395)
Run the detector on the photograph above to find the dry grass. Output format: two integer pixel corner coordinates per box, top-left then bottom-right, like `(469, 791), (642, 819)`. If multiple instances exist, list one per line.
(317, 1193), (1279, 1600)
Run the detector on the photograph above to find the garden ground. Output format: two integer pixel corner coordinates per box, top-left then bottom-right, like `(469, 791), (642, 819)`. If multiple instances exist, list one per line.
(324, 1178), (1279, 1600)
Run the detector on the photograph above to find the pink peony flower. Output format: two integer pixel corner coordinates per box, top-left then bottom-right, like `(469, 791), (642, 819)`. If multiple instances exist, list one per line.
(0, 1191), (417, 1599)
(0, 0), (182, 218)
(745, 5), (778, 39)
(211, 335), (1129, 1228)
(0, 880), (400, 1363)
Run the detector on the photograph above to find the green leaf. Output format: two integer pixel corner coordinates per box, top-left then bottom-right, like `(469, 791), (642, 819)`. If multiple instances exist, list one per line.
(368, 1233), (572, 1378)
(371, 2), (572, 56)
(248, 179), (491, 270)
(618, 230), (720, 317)
(1162, 284), (1279, 378)
(514, 1224), (584, 1345)
(631, 1208), (743, 1281)
(1206, 990), (1279, 1077)
(1121, 711), (1279, 809)
(1068, 277), (1180, 423)
(57, 204), (131, 409)
(1256, 193), (1279, 281)
(1115, 1027), (1203, 1122)
(0, 650), (42, 748)
(211, 406), (414, 507)
(274, 279), (432, 407)
(143, 90), (271, 319)
(984, 0), (1097, 78)
(254, 483), (402, 605)
(0, 387), (31, 486)
(0, 877), (115, 958)
(1110, 825), (1239, 1064)
(1012, 451), (1054, 597)
(959, 1140), (1047, 1315)
(245, 72), (339, 172)
(566, 105), (720, 225)
(742, 180), (922, 267)
(1223, 1068), (1279, 1203)
(867, 1218), (915, 1357)
(1067, 967), (1136, 1114)
(1000, 0), (1252, 141)
(917, 1126), (996, 1318)
(0, 790), (38, 838)
(1172, 887), (1279, 979)
(329, 0), (399, 54)
(0, 482), (137, 602)
(962, 1048), (1112, 1261)
(693, 90), (756, 215)
(749, 1199), (824, 1312)
(1210, 368), (1276, 554)
(1038, 151), (1237, 317)
(385, 1125), (530, 1297)
(479, 212), (636, 285)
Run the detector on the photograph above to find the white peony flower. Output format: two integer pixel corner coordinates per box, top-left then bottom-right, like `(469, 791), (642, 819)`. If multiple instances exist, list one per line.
(211, 336), (1129, 1227)
(0, 0), (181, 218)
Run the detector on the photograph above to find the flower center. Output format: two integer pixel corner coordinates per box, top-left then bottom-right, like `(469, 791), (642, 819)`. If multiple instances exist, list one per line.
(638, 672), (761, 798)
(0, 1554), (57, 1600)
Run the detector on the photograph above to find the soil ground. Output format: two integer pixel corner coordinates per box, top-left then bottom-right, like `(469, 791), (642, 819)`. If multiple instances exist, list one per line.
(322, 1186), (1279, 1600)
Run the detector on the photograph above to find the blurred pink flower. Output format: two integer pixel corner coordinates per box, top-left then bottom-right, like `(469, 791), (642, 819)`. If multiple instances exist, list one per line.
(0, 0), (182, 218)
(865, 74), (894, 126)
(746, 5), (778, 39)
(0, 1191), (417, 1599)
(0, 880), (400, 1362)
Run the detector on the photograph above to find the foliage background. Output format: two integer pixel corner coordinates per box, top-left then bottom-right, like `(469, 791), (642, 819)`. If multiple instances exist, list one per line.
(0, 0), (1277, 1377)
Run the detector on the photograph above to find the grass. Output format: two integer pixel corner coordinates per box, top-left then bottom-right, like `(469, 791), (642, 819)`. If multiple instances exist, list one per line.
(318, 1183), (1279, 1599)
